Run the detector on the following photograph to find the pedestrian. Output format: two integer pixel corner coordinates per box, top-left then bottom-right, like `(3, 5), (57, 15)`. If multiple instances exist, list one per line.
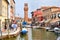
(9, 23), (13, 30)
(4, 24), (7, 30)
(11, 22), (17, 31)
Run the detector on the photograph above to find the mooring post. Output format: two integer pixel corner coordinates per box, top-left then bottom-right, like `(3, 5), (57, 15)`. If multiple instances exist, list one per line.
(19, 19), (22, 40)
(20, 20), (22, 31)
(6, 19), (10, 38)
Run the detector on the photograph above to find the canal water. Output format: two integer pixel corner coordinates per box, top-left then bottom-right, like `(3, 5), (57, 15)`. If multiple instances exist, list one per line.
(2, 28), (58, 40)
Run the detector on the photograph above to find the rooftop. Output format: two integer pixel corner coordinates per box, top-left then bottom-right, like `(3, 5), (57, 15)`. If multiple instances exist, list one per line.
(5, 0), (9, 4)
(41, 6), (60, 11)
(51, 9), (60, 13)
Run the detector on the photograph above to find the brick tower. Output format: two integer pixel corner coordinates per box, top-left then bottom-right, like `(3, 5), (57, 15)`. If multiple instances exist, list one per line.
(24, 3), (28, 22)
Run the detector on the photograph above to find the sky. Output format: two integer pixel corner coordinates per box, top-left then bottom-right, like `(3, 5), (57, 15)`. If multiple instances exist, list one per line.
(15, 0), (60, 18)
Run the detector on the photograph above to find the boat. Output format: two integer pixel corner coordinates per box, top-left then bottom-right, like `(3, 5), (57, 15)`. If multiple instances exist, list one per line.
(0, 27), (20, 39)
(54, 27), (60, 34)
(57, 36), (60, 40)
(45, 27), (51, 31)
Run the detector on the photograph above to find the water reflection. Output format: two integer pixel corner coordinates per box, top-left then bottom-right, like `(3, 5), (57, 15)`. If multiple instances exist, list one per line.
(32, 29), (57, 40)
(2, 28), (58, 40)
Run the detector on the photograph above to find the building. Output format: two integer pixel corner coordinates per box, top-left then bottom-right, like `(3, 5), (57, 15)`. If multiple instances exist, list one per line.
(31, 6), (60, 26)
(24, 3), (28, 22)
(10, 0), (15, 19)
(15, 16), (21, 22)
(32, 9), (43, 20)
(41, 6), (60, 26)
(28, 18), (32, 24)
(41, 6), (60, 20)
(0, 0), (9, 27)
(31, 9), (43, 26)
(50, 10), (60, 23)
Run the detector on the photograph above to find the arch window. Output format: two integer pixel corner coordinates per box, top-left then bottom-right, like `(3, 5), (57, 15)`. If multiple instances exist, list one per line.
(53, 14), (56, 19)
(58, 13), (60, 18)
(51, 14), (53, 19)
(51, 14), (56, 19)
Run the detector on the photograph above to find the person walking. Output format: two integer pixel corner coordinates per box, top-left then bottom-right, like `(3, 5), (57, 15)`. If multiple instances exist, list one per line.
(4, 24), (7, 30)
(11, 21), (17, 31)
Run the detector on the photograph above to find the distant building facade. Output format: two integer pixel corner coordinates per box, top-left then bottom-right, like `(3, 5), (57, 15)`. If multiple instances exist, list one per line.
(31, 9), (43, 25)
(41, 6), (60, 26)
(31, 6), (60, 26)
(42, 6), (60, 20)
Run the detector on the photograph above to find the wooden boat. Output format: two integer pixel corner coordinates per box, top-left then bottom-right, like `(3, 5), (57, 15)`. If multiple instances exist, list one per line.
(0, 27), (20, 39)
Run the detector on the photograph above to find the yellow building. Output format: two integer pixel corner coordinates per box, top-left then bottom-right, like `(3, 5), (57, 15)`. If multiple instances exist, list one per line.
(0, 0), (9, 27)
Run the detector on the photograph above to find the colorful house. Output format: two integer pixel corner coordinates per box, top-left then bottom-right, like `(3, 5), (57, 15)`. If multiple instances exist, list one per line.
(31, 9), (43, 25)
(33, 9), (43, 21)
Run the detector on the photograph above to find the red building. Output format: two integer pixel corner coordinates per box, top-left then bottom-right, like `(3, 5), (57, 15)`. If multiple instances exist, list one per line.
(31, 9), (43, 25)
(33, 9), (43, 21)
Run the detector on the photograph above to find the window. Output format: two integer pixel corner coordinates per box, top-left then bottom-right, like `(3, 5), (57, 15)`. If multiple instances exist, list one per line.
(51, 14), (56, 19)
(53, 14), (56, 19)
(10, 6), (13, 8)
(51, 15), (53, 19)
(57, 21), (60, 25)
(58, 13), (60, 18)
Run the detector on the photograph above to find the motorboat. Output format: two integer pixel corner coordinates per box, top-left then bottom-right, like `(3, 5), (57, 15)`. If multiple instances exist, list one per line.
(54, 27), (60, 34)
(57, 36), (60, 40)
(45, 27), (51, 31)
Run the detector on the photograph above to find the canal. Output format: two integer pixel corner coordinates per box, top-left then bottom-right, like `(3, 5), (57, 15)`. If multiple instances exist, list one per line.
(2, 28), (58, 40)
